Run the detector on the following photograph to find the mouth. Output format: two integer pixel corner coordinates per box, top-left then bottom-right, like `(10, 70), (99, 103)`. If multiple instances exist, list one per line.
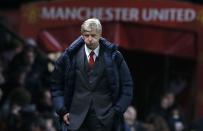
(87, 42), (94, 45)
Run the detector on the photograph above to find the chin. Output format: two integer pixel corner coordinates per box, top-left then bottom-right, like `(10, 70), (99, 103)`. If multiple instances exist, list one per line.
(86, 45), (93, 49)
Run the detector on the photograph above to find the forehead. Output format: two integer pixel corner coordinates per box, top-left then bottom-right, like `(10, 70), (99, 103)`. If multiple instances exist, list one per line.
(82, 29), (98, 35)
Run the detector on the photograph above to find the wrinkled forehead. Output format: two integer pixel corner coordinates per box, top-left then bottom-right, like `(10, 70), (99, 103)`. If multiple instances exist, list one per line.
(82, 29), (97, 35)
(82, 28), (101, 38)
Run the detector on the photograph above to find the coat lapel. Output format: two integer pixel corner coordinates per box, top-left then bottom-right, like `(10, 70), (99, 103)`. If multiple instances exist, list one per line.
(75, 46), (89, 88)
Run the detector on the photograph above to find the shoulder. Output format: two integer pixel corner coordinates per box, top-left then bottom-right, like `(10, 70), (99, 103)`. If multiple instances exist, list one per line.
(65, 36), (85, 55)
(99, 37), (117, 52)
(99, 37), (124, 63)
(55, 50), (69, 65)
(113, 50), (124, 66)
(113, 50), (123, 59)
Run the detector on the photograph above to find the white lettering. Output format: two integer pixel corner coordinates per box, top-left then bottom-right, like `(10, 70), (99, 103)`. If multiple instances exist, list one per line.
(55, 7), (64, 19)
(141, 8), (196, 22)
(91, 8), (103, 19)
(129, 8), (139, 21)
(104, 8), (113, 21)
(120, 8), (128, 21)
(40, 7), (196, 23)
(169, 8), (176, 21)
(142, 8), (151, 21)
(114, 8), (122, 21)
(152, 9), (168, 21)
(184, 8), (196, 21)
(64, 7), (80, 20)
(41, 7), (56, 19)
(176, 9), (184, 22)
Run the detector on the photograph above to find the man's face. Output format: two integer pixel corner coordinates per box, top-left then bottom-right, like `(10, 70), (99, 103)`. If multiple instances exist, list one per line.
(82, 29), (100, 50)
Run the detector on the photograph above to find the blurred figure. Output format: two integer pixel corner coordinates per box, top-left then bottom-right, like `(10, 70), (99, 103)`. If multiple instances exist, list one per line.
(124, 106), (147, 131)
(9, 44), (35, 72)
(149, 92), (187, 131)
(145, 114), (170, 131)
(149, 92), (176, 122)
(0, 68), (27, 104)
(4, 88), (31, 131)
(42, 113), (57, 131)
(23, 114), (47, 131)
(21, 112), (57, 131)
(0, 39), (23, 71)
(160, 92), (175, 113)
(0, 66), (5, 85)
(168, 108), (186, 131)
(0, 88), (6, 131)
(36, 88), (53, 114)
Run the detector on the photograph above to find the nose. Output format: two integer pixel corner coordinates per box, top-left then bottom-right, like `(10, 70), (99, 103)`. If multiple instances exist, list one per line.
(87, 35), (93, 42)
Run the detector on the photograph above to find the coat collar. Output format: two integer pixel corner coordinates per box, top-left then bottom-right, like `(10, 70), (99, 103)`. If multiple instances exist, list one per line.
(65, 36), (117, 56)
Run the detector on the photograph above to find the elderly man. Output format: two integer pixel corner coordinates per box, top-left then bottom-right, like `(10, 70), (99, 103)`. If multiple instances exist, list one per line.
(51, 18), (133, 131)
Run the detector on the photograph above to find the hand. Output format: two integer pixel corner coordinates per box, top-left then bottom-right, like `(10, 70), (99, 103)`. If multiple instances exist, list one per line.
(63, 113), (70, 125)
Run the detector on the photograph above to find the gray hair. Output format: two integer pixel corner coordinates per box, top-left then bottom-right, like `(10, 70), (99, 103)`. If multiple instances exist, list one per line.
(81, 18), (102, 35)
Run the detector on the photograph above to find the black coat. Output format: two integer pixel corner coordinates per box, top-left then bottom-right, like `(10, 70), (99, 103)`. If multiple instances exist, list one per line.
(51, 36), (134, 131)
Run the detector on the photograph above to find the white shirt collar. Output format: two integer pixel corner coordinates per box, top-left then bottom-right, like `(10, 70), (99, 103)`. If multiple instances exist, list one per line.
(85, 44), (100, 59)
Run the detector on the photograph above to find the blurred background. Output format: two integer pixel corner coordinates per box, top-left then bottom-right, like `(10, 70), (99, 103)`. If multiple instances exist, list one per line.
(1, 0), (203, 131)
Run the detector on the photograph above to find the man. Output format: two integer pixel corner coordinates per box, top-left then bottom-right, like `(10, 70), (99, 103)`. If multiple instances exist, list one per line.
(51, 18), (133, 131)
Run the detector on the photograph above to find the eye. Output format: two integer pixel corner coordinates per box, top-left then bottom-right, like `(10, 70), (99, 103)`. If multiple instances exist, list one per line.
(91, 34), (96, 37)
(84, 34), (89, 37)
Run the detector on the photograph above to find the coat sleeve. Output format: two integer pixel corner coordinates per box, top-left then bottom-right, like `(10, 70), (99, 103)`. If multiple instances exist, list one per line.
(50, 53), (68, 117)
(113, 51), (134, 115)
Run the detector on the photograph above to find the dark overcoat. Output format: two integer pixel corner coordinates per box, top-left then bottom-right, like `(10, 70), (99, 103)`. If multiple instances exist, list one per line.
(51, 36), (134, 131)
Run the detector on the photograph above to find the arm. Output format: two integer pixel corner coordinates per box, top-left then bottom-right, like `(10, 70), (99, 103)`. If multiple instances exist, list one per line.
(50, 53), (68, 118)
(114, 52), (134, 115)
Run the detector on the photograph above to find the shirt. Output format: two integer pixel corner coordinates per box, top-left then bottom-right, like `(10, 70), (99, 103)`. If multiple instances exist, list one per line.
(85, 44), (100, 62)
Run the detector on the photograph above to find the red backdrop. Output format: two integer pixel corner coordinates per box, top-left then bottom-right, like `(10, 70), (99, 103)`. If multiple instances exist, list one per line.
(19, 0), (203, 119)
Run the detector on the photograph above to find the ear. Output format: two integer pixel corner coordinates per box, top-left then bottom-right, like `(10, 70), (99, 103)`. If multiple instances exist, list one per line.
(97, 34), (102, 39)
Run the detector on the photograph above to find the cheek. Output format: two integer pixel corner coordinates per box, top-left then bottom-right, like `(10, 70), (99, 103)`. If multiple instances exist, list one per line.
(93, 37), (100, 42)
(83, 38), (90, 43)
(92, 38), (98, 42)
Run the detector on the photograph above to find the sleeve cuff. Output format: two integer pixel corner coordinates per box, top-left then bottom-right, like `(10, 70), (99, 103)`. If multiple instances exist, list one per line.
(58, 107), (68, 117)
